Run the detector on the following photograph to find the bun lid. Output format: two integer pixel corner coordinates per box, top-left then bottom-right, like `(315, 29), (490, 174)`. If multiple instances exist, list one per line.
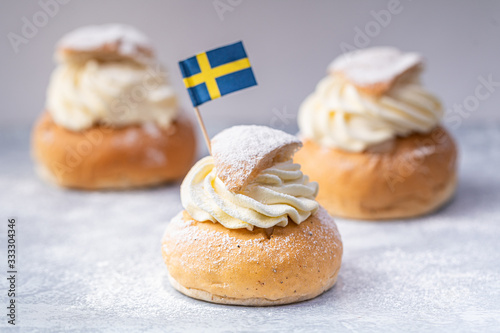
(211, 125), (302, 192)
(55, 24), (154, 64)
(328, 47), (423, 95)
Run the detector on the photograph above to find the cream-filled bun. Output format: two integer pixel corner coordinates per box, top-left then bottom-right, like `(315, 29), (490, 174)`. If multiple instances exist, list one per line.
(296, 47), (458, 219)
(32, 24), (196, 189)
(162, 126), (343, 306)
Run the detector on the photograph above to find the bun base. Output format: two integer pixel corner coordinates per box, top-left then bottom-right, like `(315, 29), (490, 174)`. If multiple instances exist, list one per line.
(32, 112), (196, 190)
(166, 271), (338, 306)
(162, 208), (342, 306)
(295, 127), (458, 220)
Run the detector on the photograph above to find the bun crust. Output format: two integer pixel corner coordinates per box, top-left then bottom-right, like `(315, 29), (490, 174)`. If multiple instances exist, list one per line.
(161, 208), (343, 306)
(294, 126), (457, 220)
(58, 46), (153, 65)
(32, 112), (196, 189)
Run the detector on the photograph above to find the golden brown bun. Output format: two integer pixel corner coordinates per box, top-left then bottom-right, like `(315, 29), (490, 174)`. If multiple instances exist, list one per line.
(32, 112), (196, 190)
(161, 208), (343, 306)
(294, 126), (458, 220)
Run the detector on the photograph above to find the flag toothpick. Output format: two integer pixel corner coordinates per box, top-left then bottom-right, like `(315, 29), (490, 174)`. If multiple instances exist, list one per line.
(193, 107), (212, 155)
(178, 41), (257, 155)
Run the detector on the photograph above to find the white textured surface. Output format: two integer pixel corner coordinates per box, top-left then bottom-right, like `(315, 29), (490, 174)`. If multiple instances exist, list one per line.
(1, 126), (500, 332)
(328, 47), (422, 86)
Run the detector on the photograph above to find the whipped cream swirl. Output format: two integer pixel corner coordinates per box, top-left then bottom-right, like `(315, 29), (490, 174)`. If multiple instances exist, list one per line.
(181, 156), (319, 230)
(47, 60), (178, 131)
(298, 75), (443, 152)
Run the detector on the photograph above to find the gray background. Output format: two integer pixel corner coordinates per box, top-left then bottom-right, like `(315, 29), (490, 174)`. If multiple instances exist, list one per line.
(1, 0), (500, 139)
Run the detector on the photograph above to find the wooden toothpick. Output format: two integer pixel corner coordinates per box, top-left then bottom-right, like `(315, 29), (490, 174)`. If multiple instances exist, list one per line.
(193, 107), (212, 155)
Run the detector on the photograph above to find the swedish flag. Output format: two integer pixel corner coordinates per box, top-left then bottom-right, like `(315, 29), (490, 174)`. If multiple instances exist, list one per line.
(179, 41), (257, 107)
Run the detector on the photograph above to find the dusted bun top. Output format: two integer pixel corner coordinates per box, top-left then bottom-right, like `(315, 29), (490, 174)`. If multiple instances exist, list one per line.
(211, 125), (302, 192)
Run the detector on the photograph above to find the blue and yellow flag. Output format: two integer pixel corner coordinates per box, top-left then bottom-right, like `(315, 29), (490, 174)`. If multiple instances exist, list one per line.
(179, 41), (257, 107)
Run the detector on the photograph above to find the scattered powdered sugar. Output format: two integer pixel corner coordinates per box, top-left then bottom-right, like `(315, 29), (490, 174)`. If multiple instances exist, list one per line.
(57, 23), (153, 59)
(145, 148), (167, 166)
(211, 125), (302, 191)
(142, 122), (162, 138)
(3, 126), (500, 331)
(120, 129), (140, 146)
(329, 47), (422, 86)
(163, 208), (341, 281)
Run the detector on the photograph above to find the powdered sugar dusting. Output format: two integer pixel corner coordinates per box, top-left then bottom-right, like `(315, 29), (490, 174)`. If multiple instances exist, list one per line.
(3, 126), (500, 331)
(121, 129), (140, 146)
(329, 47), (422, 86)
(142, 122), (162, 138)
(162, 207), (342, 299)
(57, 24), (153, 60)
(165, 207), (340, 266)
(145, 148), (167, 166)
(211, 125), (302, 191)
